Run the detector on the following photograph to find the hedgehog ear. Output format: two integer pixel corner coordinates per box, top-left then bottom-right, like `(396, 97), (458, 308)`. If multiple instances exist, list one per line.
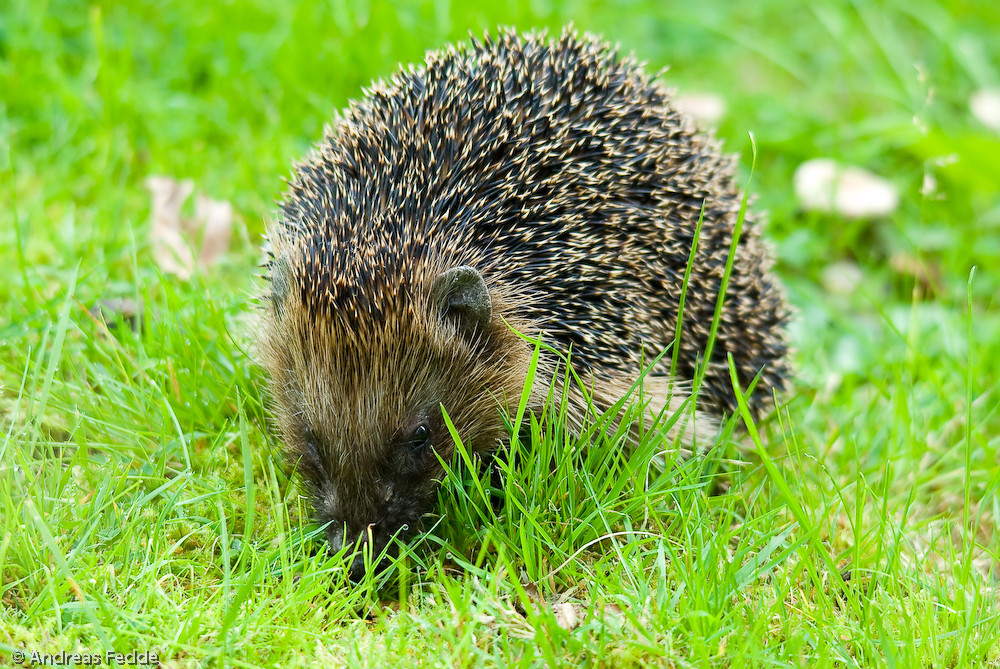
(431, 266), (492, 337)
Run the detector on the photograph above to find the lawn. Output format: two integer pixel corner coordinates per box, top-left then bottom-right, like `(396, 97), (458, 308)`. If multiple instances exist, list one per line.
(2, 0), (999, 666)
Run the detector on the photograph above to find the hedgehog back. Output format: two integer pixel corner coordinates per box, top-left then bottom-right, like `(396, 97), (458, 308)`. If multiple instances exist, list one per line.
(272, 29), (788, 417)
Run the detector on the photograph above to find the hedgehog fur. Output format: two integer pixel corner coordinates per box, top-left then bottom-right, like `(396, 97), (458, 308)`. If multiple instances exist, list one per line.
(256, 27), (789, 576)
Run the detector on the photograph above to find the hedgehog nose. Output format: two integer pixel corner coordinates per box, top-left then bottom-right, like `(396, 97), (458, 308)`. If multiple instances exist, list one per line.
(326, 522), (381, 581)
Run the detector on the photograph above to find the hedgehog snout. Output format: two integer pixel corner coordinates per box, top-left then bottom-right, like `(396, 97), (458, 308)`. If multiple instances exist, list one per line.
(324, 518), (393, 581)
(318, 488), (401, 569)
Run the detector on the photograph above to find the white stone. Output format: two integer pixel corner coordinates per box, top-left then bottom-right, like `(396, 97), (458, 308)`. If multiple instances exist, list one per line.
(970, 88), (1000, 134)
(794, 158), (900, 218)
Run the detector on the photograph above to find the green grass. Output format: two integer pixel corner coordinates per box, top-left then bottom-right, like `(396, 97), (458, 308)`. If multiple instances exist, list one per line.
(2, 0), (999, 666)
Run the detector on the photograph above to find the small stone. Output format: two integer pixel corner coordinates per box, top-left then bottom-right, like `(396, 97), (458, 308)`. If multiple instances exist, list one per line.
(794, 158), (899, 218)
(970, 88), (1000, 134)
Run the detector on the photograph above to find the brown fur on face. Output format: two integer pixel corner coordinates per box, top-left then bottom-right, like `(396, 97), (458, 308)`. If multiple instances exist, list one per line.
(258, 254), (534, 565)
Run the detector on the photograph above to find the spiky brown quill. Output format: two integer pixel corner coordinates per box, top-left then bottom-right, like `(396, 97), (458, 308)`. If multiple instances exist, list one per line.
(256, 27), (789, 577)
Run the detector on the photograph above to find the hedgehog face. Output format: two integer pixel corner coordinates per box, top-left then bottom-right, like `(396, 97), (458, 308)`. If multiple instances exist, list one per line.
(303, 395), (451, 578)
(259, 262), (527, 579)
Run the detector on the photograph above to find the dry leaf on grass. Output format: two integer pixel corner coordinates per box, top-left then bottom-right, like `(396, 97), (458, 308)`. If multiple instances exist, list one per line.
(145, 175), (234, 278)
(794, 158), (900, 219)
(552, 602), (584, 631)
(521, 582), (542, 609)
(194, 193), (234, 268)
(146, 176), (196, 278)
(602, 602), (625, 622)
(889, 252), (941, 295)
(516, 580), (587, 632)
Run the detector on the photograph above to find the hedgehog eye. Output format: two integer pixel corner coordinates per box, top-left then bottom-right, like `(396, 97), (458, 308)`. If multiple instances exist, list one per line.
(408, 423), (431, 452)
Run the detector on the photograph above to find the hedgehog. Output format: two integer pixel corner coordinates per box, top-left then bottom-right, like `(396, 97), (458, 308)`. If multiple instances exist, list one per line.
(256, 27), (789, 577)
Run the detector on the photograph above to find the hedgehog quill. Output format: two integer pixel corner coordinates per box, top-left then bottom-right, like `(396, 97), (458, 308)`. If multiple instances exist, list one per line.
(256, 28), (789, 577)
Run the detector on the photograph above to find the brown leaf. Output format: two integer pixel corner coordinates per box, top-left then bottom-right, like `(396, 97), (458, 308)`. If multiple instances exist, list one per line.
(522, 582), (542, 605)
(195, 194), (234, 269)
(889, 253), (941, 295)
(552, 602), (584, 631)
(145, 175), (235, 277)
(146, 176), (196, 278)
